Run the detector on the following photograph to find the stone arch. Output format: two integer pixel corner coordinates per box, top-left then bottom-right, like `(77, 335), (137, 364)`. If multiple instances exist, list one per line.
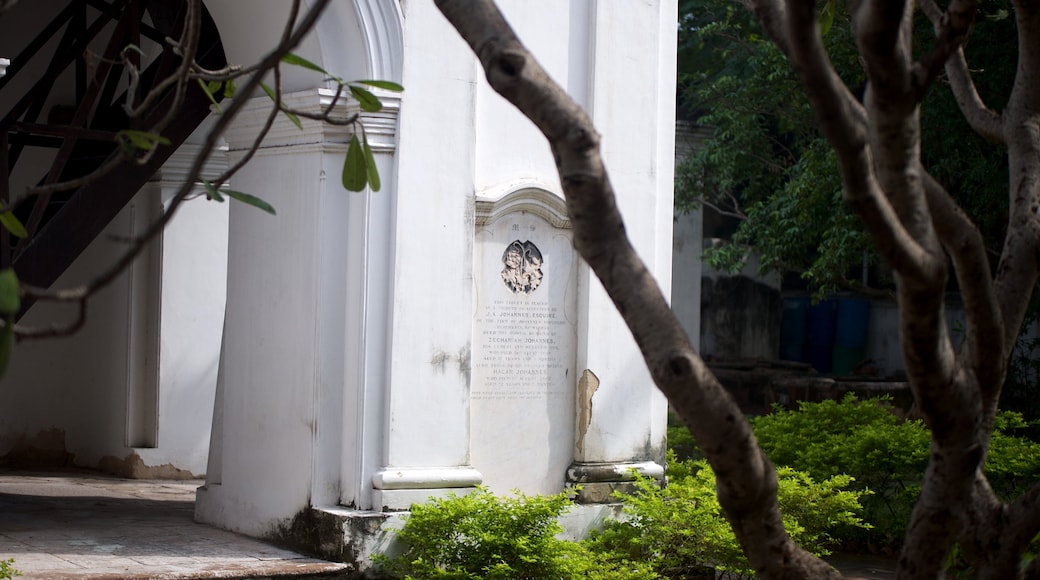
(203, 0), (402, 91)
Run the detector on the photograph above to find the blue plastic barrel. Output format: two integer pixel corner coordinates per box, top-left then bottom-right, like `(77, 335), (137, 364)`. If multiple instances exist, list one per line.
(779, 297), (810, 362)
(807, 344), (834, 374)
(835, 298), (870, 348)
(807, 299), (837, 346)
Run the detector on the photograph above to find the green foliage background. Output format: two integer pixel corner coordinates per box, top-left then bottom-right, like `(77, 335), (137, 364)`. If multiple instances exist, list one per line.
(587, 452), (870, 578)
(673, 396), (1040, 551)
(675, 0), (1015, 296)
(378, 451), (871, 579)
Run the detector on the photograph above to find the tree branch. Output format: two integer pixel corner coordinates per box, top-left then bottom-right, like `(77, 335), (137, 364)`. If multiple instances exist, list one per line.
(1002, 478), (1040, 563)
(14, 0), (334, 339)
(767, 0), (939, 284)
(918, 0), (1004, 142)
(911, 0), (977, 101)
(921, 172), (1004, 404)
(435, 1), (841, 577)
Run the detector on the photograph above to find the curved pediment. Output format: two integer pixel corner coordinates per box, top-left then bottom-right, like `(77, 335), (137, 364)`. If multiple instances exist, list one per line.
(475, 181), (571, 229)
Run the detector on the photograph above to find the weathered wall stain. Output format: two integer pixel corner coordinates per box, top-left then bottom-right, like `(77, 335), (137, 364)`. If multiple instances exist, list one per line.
(97, 452), (199, 480)
(575, 369), (600, 454)
(429, 346), (471, 378)
(0, 428), (74, 468)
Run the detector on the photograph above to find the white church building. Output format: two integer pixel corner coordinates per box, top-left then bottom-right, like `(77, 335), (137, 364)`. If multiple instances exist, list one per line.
(0, 0), (680, 568)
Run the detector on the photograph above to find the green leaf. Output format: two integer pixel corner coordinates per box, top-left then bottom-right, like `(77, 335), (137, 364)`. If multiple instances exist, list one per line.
(363, 133), (380, 192)
(0, 269), (20, 315)
(260, 82), (277, 102)
(122, 44), (146, 58)
(342, 134), (367, 192)
(116, 130), (171, 151)
(280, 53), (346, 83)
(356, 79), (404, 92)
(0, 318), (12, 379)
(284, 110), (303, 130)
(818, 0), (835, 36)
(220, 189), (276, 215)
(260, 83), (303, 130)
(197, 78), (222, 112)
(0, 211), (28, 239)
(203, 180), (225, 202)
(349, 85), (382, 112)
(224, 79), (237, 98)
(282, 53), (329, 74)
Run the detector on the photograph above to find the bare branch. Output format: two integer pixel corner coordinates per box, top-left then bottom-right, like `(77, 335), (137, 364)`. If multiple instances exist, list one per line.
(435, 0), (842, 577)
(921, 172), (1004, 401)
(919, 0), (1004, 142)
(6, 296), (87, 339)
(125, 0), (202, 121)
(697, 195), (747, 221)
(13, 0), (334, 339)
(746, 0), (792, 56)
(855, 0), (914, 98)
(776, 0), (938, 283)
(911, 0), (978, 100)
(1004, 480), (1040, 571)
(992, 0), (1040, 352)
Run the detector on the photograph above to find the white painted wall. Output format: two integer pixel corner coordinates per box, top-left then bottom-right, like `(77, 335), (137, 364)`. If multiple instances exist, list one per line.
(571, 1), (675, 467)
(197, 0), (678, 541)
(672, 123), (712, 352)
(0, 0), (230, 478)
(0, 155), (228, 476)
(1, 195), (155, 468)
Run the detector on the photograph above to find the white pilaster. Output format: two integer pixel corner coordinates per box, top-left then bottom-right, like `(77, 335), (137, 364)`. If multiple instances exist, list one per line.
(567, 0), (677, 496)
(196, 88), (400, 531)
(368, 0), (483, 511)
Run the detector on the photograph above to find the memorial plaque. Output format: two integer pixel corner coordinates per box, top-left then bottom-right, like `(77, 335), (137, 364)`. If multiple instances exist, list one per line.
(471, 201), (577, 496)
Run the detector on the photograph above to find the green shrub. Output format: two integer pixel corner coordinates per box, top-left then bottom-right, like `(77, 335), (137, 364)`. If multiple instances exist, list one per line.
(748, 395), (1040, 549)
(667, 409), (702, 462)
(374, 487), (657, 579)
(586, 451), (870, 579)
(751, 395), (929, 547)
(0, 559), (20, 580)
(986, 411), (1040, 499)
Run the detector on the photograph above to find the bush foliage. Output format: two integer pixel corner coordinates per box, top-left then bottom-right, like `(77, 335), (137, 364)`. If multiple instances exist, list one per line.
(378, 397), (1040, 577)
(378, 455), (869, 579)
(749, 395), (1040, 548)
(586, 452), (870, 578)
(0, 559), (19, 580)
(374, 487), (656, 579)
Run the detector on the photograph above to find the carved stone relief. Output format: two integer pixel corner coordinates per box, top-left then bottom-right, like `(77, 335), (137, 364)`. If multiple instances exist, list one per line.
(500, 240), (543, 295)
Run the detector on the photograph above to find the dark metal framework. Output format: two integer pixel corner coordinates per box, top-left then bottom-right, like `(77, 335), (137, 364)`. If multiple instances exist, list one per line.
(0, 0), (225, 308)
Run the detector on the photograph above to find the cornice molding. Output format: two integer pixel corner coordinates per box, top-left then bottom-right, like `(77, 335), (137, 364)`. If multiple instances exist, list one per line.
(475, 180), (571, 229)
(222, 87), (400, 152)
(154, 144), (229, 185)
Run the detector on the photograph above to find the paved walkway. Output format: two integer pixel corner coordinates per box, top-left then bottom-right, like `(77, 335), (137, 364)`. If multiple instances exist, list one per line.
(0, 469), (349, 579)
(0, 468), (897, 579)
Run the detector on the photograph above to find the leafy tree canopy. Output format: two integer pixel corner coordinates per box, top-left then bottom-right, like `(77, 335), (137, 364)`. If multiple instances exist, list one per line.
(676, 0), (1015, 298)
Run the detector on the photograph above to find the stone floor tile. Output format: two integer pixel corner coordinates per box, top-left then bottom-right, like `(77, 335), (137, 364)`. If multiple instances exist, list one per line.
(0, 469), (350, 579)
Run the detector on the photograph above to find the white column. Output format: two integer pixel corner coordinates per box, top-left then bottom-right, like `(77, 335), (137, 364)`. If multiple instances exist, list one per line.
(196, 88), (400, 533)
(129, 146), (228, 475)
(566, 0), (677, 502)
(368, 0), (484, 510)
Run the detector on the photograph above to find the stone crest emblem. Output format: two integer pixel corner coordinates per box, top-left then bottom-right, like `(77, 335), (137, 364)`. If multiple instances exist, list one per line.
(501, 240), (543, 295)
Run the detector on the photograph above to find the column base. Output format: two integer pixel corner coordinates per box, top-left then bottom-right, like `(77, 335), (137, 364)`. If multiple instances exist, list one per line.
(371, 466), (482, 511)
(566, 461), (664, 504)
